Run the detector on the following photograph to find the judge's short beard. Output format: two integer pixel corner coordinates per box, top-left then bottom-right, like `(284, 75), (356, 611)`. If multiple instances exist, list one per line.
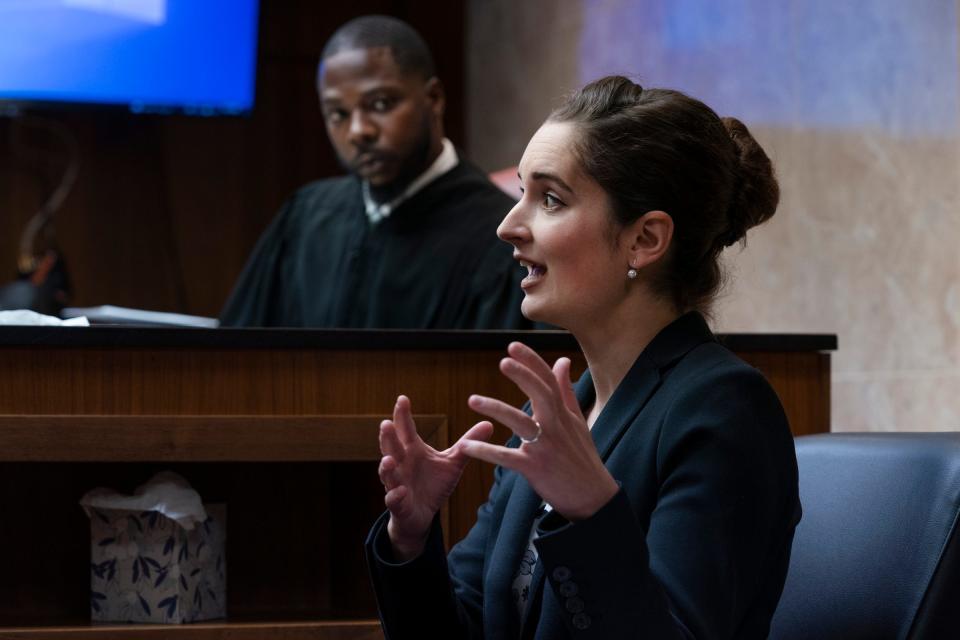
(366, 114), (435, 203)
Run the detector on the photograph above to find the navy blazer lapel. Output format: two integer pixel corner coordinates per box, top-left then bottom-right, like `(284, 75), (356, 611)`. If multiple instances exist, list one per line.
(514, 313), (715, 638)
(581, 353), (660, 462)
(587, 311), (716, 461)
(512, 350), (662, 638)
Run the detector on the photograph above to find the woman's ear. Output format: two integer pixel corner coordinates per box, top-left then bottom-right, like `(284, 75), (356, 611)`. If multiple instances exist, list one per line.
(623, 210), (673, 270)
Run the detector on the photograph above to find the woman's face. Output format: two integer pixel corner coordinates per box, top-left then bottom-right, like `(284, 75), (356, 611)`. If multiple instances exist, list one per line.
(497, 121), (634, 330)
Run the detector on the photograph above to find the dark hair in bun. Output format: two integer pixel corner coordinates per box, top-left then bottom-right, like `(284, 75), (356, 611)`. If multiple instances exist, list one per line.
(549, 76), (779, 313)
(720, 116), (779, 248)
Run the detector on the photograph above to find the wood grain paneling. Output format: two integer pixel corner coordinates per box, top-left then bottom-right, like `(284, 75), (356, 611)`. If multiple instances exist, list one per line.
(0, 339), (828, 635)
(0, 415), (446, 462)
(0, 343), (827, 541)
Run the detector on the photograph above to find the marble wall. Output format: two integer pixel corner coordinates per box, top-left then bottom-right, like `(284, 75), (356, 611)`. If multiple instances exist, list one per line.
(467, 0), (960, 431)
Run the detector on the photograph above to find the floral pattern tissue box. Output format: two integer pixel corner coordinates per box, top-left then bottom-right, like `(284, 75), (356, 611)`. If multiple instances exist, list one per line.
(88, 503), (226, 623)
(82, 471), (227, 624)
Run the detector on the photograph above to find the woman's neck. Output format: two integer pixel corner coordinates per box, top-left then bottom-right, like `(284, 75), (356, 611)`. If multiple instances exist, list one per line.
(573, 298), (680, 426)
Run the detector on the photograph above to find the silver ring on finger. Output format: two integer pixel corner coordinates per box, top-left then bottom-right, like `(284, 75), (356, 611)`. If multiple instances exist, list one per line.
(520, 420), (542, 445)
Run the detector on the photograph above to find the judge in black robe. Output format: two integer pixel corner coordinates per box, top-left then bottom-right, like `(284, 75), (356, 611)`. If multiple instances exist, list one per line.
(220, 16), (529, 329)
(220, 159), (528, 328)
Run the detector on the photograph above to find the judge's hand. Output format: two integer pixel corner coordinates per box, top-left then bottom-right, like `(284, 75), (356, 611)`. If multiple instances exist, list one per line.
(379, 395), (494, 561)
(461, 342), (619, 522)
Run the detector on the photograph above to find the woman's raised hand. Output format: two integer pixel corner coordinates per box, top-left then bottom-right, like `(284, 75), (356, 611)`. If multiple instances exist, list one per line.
(379, 395), (494, 561)
(462, 342), (619, 522)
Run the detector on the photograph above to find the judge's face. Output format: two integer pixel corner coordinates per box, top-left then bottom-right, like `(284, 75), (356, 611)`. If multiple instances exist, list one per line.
(318, 46), (443, 189)
(497, 122), (631, 330)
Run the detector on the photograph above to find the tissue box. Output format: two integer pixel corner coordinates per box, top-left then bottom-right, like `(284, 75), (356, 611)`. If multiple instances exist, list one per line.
(88, 504), (226, 623)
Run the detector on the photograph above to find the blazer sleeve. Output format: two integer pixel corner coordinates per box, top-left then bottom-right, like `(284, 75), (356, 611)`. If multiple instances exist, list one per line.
(365, 464), (512, 640)
(533, 366), (798, 639)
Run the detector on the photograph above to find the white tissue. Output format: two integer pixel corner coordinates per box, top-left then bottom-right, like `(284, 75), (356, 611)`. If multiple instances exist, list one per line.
(80, 471), (208, 531)
(0, 309), (89, 326)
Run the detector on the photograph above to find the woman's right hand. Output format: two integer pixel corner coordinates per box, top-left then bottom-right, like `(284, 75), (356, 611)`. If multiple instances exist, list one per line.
(379, 395), (494, 561)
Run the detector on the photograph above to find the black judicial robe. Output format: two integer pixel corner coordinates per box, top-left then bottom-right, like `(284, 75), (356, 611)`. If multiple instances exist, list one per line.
(366, 312), (801, 639)
(220, 160), (529, 328)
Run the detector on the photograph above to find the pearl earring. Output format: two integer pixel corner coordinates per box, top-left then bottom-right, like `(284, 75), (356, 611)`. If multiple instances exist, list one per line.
(627, 268), (638, 279)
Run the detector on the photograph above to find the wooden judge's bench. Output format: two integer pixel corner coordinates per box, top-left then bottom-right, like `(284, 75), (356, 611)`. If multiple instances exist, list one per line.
(0, 326), (835, 638)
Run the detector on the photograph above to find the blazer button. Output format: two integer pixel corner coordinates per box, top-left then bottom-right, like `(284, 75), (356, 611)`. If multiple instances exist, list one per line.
(572, 612), (592, 630)
(552, 566), (572, 582)
(559, 581), (579, 597)
(565, 596), (585, 613)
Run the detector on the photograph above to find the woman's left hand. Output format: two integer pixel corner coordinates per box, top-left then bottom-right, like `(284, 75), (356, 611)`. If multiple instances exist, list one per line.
(461, 342), (619, 521)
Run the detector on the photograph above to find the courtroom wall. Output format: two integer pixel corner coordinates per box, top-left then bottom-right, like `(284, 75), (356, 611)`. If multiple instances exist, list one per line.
(466, 0), (960, 432)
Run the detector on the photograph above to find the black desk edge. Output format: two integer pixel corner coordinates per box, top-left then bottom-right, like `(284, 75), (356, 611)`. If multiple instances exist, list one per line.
(0, 326), (837, 352)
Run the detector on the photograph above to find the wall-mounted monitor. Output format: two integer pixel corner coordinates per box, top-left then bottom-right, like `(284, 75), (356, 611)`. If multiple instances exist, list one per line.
(0, 0), (260, 116)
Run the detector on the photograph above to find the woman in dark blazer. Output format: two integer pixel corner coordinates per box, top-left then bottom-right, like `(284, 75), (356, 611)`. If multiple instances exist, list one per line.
(366, 76), (801, 639)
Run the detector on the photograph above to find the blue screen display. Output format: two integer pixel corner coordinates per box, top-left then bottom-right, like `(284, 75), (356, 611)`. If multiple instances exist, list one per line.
(0, 0), (260, 115)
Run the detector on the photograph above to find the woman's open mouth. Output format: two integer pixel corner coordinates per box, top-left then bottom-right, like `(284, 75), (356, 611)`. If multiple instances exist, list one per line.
(519, 260), (547, 289)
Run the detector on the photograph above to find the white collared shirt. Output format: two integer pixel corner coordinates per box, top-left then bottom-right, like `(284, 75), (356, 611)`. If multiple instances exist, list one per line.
(362, 137), (458, 225)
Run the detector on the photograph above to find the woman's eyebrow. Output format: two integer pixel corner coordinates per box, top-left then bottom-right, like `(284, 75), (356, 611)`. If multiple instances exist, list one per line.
(526, 171), (574, 195)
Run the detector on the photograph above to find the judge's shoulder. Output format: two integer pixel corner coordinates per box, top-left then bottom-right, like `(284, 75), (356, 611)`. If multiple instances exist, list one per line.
(286, 174), (361, 216)
(277, 158), (515, 228)
(421, 158), (517, 226)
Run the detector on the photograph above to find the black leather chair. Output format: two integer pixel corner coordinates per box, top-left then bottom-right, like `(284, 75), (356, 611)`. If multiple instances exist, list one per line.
(769, 433), (960, 639)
